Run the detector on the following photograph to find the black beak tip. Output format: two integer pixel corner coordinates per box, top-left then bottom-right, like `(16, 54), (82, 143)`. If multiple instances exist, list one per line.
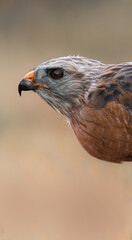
(18, 78), (34, 97)
(18, 84), (22, 96)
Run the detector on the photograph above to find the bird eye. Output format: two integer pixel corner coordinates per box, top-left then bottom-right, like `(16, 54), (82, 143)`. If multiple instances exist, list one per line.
(48, 68), (64, 80)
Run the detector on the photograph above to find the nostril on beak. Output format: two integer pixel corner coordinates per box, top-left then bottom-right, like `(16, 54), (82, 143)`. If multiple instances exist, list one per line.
(18, 78), (35, 96)
(25, 71), (34, 81)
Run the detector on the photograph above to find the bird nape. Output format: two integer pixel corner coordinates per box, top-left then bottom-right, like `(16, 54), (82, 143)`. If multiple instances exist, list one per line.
(18, 56), (132, 163)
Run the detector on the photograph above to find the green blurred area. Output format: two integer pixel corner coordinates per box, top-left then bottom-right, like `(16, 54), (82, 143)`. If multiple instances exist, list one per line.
(0, 1), (132, 240)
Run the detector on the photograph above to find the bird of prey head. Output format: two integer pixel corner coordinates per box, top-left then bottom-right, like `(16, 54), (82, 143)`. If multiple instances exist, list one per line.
(18, 56), (104, 117)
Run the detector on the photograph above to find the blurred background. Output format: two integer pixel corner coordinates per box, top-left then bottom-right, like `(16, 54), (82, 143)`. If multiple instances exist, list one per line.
(0, 0), (132, 239)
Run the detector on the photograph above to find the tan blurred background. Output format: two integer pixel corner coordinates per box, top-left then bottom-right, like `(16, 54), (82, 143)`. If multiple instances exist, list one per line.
(0, 0), (132, 239)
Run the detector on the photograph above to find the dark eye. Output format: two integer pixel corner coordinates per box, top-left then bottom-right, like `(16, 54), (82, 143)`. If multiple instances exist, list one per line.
(48, 68), (64, 80)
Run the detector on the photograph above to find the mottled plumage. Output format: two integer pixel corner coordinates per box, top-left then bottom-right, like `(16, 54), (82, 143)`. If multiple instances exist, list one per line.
(18, 56), (132, 163)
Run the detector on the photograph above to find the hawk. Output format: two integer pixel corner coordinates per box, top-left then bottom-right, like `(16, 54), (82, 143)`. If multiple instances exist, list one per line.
(18, 56), (132, 163)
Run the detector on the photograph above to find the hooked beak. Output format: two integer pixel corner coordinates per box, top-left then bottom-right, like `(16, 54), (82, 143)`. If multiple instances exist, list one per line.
(18, 71), (35, 96)
(18, 78), (35, 96)
(18, 70), (50, 96)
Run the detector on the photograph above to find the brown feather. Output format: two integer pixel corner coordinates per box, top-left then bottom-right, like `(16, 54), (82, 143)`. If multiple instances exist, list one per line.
(71, 63), (132, 162)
